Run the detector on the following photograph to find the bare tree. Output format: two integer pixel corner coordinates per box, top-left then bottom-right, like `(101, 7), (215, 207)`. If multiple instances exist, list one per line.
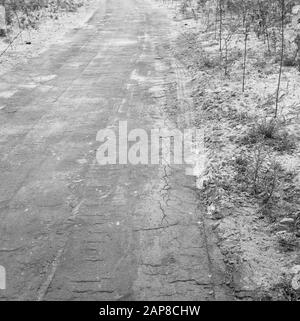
(242, 2), (251, 92)
(275, 0), (285, 118)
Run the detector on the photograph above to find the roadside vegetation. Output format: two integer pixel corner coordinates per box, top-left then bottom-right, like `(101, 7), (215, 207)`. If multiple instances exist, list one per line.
(1, 0), (84, 32)
(161, 0), (300, 300)
(0, 0), (93, 71)
(0, 0), (86, 53)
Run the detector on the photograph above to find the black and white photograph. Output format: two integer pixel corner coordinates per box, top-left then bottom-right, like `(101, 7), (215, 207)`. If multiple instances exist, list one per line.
(0, 0), (299, 308)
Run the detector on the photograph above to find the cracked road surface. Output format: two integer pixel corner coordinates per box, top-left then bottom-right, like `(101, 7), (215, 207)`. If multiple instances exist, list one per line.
(0, 0), (230, 300)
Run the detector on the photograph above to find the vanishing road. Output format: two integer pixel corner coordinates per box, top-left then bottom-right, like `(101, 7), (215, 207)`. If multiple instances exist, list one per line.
(0, 0), (230, 300)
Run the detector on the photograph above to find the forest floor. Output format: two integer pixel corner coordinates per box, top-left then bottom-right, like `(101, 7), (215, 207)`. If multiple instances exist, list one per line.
(161, 1), (300, 300)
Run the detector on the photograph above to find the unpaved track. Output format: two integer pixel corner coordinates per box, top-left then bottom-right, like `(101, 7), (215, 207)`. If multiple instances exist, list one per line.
(0, 0), (230, 300)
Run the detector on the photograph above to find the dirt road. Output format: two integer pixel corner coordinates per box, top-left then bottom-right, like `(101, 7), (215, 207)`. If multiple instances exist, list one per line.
(0, 0), (230, 300)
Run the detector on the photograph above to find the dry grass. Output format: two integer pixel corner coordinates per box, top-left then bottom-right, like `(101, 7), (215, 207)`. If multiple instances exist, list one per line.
(241, 118), (297, 154)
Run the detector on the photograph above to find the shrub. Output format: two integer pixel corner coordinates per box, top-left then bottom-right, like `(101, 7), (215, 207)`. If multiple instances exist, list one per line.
(241, 118), (296, 153)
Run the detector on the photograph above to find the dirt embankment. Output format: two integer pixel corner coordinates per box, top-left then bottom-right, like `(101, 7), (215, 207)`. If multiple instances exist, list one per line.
(164, 1), (300, 300)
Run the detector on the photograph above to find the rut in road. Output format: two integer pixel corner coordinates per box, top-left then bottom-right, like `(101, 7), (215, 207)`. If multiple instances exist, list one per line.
(0, 0), (231, 300)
